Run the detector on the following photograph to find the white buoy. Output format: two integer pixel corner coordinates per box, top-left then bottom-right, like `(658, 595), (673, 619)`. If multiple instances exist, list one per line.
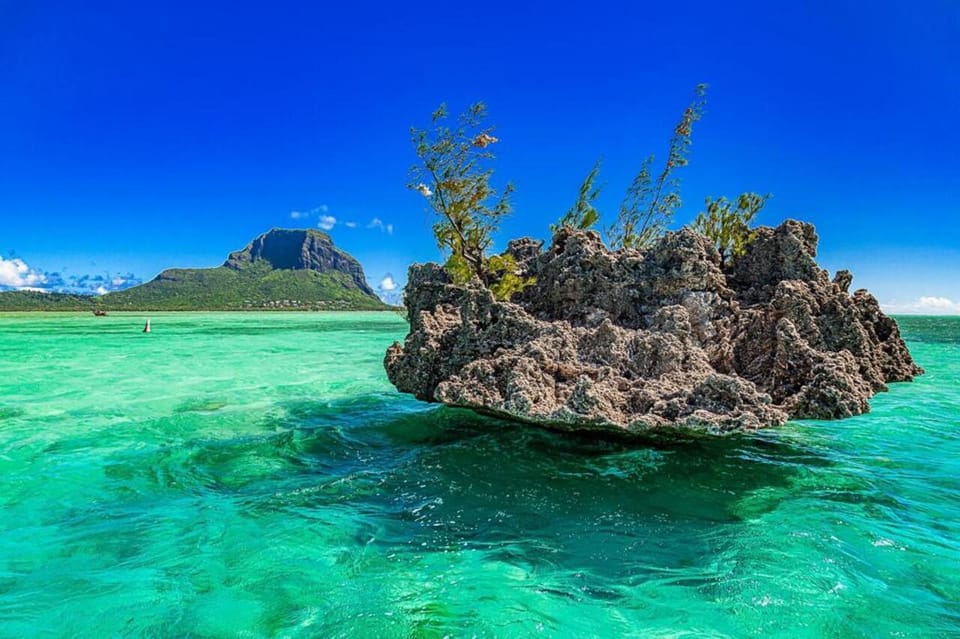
(143, 319), (151, 333)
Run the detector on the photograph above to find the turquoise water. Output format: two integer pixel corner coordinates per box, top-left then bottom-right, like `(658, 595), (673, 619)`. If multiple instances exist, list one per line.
(0, 312), (957, 638)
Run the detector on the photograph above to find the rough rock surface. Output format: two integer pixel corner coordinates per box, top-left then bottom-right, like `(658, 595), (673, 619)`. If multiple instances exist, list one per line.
(225, 228), (375, 295)
(385, 220), (923, 438)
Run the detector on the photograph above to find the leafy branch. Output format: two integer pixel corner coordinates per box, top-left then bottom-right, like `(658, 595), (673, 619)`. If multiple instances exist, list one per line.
(551, 159), (603, 232)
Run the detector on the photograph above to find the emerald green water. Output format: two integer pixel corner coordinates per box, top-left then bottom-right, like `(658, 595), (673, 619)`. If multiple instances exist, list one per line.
(0, 313), (957, 637)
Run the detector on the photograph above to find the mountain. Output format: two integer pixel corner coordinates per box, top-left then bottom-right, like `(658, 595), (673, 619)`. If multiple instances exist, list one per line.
(0, 229), (390, 311)
(223, 228), (376, 295)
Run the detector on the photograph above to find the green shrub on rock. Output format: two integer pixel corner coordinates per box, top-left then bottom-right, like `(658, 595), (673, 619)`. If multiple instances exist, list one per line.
(551, 159), (603, 232)
(691, 192), (770, 268)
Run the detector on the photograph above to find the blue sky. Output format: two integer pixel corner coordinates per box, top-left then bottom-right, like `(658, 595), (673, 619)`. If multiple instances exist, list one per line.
(1, 1), (958, 311)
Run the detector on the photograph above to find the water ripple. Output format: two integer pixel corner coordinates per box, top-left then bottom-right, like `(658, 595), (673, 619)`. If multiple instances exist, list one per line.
(0, 313), (957, 637)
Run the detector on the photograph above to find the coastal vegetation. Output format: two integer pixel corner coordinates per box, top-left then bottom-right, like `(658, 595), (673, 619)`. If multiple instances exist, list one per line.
(551, 159), (603, 233)
(410, 85), (767, 307)
(550, 85), (709, 243)
(606, 83), (708, 249)
(692, 192), (770, 268)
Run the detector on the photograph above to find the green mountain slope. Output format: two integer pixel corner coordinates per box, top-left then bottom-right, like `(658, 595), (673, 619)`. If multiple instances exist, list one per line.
(0, 228), (390, 311)
(103, 263), (386, 310)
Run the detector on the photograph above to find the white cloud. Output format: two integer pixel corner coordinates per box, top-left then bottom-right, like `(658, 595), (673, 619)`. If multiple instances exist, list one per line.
(883, 296), (960, 315)
(918, 296), (956, 309)
(291, 204), (329, 221)
(0, 257), (143, 295)
(297, 210), (390, 233)
(368, 217), (394, 234)
(0, 256), (46, 289)
(379, 275), (397, 291)
(377, 272), (403, 305)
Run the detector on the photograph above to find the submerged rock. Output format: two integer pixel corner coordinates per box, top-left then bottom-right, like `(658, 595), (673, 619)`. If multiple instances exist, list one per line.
(385, 220), (922, 438)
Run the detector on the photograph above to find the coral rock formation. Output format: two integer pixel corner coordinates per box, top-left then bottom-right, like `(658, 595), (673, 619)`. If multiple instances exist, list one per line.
(385, 220), (922, 438)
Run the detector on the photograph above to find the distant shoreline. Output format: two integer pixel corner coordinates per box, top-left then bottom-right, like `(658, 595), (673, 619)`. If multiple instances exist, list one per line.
(0, 307), (951, 318)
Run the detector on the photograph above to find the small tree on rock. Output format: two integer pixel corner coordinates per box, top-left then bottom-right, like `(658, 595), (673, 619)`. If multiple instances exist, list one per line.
(408, 102), (533, 300)
(691, 192), (769, 268)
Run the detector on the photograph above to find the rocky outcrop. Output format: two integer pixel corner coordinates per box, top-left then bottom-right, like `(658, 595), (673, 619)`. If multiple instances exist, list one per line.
(225, 228), (375, 295)
(385, 220), (922, 438)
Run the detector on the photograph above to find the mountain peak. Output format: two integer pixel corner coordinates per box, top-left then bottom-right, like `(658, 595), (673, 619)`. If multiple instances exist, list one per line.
(224, 228), (375, 296)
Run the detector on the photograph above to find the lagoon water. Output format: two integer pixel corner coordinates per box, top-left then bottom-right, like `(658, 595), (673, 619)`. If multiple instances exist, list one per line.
(0, 312), (957, 637)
